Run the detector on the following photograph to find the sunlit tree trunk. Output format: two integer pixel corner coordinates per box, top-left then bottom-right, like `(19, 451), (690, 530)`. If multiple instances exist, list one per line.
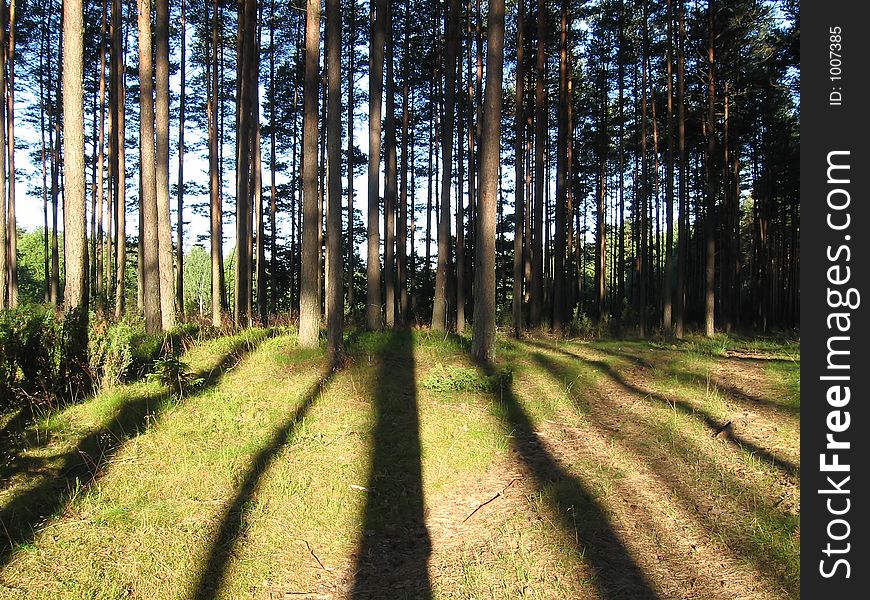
(432, 0), (459, 331)
(471, 0), (504, 362)
(139, 0), (162, 333)
(298, 0), (322, 347)
(326, 0), (344, 362)
(155, 0), (175, 329)
(366, 0), (385, 330)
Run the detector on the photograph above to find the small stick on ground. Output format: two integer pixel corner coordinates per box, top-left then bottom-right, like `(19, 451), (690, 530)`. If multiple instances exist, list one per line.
(462, 477), (521, 523)
(304, 540), (331, 572)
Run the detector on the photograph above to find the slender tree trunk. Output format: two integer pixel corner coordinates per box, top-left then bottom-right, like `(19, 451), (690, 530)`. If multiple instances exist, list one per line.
(431, 0), (459, 331)
(208, 0), (223, 326)
(529, 0), (545, 328)
(64, 0), (87, 317)
(366, 0), (386, 330)
(113, 0), (127, 318)
(595, 66), (607, 322)
(155, 0), (175, 328)
(51, 18), (62, 307)
(398, 20), (410, 325)
(471, 0), (504, 362)
(512, 0), (524, 336)
(299, 0), (322, 347)
(0, 1), (7, 310)
(40, 15), (49, 303)
(639, 5), (649, 337)
(176, 0), (186, 316)
(269, 0), (278, 315)
(663, 0), (675, 332)
(674, 0), (687, 338)
(326, 0), (344, 361)
(346, 0), (355, 311)
(553, 0), (568, 331)
(139, 0), (162, 333)
(703, 0), (716, 337)
(5, 0), (18, 308)
(235, 0), (256, 327)
(384, 0), (397, 328)
(94, 0), (107, 308)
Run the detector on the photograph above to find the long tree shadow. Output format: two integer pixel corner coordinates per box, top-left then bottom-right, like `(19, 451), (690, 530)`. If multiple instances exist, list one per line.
(191, 367), (335, 600)
(591, 345), (800, 419)
(529, 349), (800, 594)
(471, 355), (660, 600)
(351, 330), (432, 599)
(0, 334), (268, 569)
(523, 340), (799, 478)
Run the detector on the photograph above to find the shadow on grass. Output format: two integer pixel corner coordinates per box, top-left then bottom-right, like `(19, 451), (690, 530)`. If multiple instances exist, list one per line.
(524, 340), (799, 479)
(471, 355), (660, 600)
(592, 345), (801, 419)
(529, 349), (800, 594)
(0, 334), (268, 570)
(351, 330), (432, 599)
(191, 366), (335, 600)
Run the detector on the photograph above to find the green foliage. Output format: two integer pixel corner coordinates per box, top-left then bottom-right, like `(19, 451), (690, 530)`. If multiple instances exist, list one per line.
(89, 318), (202, 389)
(422, 362), (512, 394)
(147, 353), (191, 397)
(0, 305), (63, 405)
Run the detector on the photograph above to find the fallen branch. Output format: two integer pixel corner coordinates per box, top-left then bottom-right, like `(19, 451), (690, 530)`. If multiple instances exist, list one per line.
(304, 540), (331, 572)
(462, 477), (521, 523)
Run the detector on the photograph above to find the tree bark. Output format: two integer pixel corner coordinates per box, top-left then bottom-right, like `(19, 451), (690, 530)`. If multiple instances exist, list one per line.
(326, 0), (345, 361)
(299, 0), (322, 347)
(176, 0), (187, 316)
(366, 0), (386, 330)
(139, 0), (162, 333)
(471, 0), (504, 362)
(432, 0), (459, 331)
(512, 0), (524, 337)
(384, 0), (397, 328)
(156, 0), (175, 329)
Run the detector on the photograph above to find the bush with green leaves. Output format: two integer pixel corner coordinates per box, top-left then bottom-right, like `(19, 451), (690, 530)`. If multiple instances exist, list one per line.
(422, 362), (512, 394)
(0, 305), (63, 406)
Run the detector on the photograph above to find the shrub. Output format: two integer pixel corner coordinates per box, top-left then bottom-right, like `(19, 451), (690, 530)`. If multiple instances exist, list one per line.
(422, 362), (512, 394)
(0, 305), (63, 406)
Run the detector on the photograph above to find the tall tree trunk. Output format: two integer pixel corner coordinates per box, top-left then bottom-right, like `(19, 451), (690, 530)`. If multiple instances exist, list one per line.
(398, 19), (410, 325)
(512, 0), (524, 336)
(674, 0), (687, 338)
(139, 0), (162, 333)
(298, 0), (322, 347)
(269, 0), (278, 315)
(208, 0), (223, 327)
(663, 0), (675, 332)
(113, 0), (127, 318)
(639, 4), (649, 337)
(5, 0), (17, 308)
(326, 0), (344, 361)
(366, 0), (386, 330)
(176, 0), (186, 316)
(346, 0), (355, 311)
(595, 65), (607, 323)
(95, 0), (107, 308)
(155, 0), (175, 329)
(529, 0), (544, 328)
(0, 1), (7, 310)
(703, 0), (716, 337)
(431, 0), (459, 331)
(553, 0), (568, 331)
(64, 0), (87, 317)
(40, 14), (49, 303)
(51, 17), (62, 307)
(471, 0), (504, 362)
(384, 0), (397, 328)
(235, 0), (256, 327)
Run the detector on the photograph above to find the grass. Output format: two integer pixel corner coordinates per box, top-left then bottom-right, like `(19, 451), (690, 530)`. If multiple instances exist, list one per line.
(0, 329), (800, 599)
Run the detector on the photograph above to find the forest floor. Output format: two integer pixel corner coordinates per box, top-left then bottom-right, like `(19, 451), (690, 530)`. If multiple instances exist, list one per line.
(0, 327), (800, 600)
